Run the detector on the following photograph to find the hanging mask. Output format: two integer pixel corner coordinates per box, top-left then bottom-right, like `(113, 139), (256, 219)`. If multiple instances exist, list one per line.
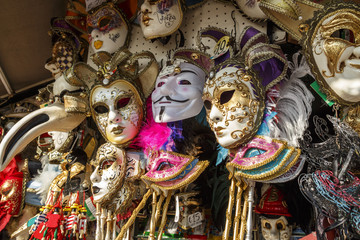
(73, 49), (159, 146)
(260, 0), (360, 106)
(0, 156), (26, 232)
(234, 0), (268, 21)
(87, 3), (130, 54)
(45, 17), (86, 79)
(90, 142), (142, 211)
(202, 26), (287, 149)
(152, 49), (214, 122)
(203, 63), (265, 149)
(139, 0), (184, 40)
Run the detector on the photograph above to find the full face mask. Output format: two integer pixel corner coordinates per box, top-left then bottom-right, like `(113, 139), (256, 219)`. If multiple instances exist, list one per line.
(261, 216), (292, 240)
(260, 0), (360, 106)
(151, 49), (213, 122)
(234, 0), (268, 21)
(73, 49), (159, 146)
(203, 63), (265, 149)
(90, 142), (127, 204)
(139, 0), (183, 39)
(0, 156), (25, 232)
(91, 80), (143, 146)
(87, 4), (130, 54)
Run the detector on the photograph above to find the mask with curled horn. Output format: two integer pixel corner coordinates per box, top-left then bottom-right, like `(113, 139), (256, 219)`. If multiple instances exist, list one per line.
(72, 48), (159, 147)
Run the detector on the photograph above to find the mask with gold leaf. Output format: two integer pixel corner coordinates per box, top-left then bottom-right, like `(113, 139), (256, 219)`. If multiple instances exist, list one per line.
(260, 0), (360, 106)
(73, 48), (159, 147)
(203, 26), (287, 149)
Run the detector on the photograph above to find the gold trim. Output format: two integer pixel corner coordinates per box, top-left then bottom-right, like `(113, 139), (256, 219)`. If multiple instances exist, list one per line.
(227, 136), (287, 170)
(302, 3), (360, 106)
(255, 148), (301, 181)
(150, 161), (209, 191)
(233, 146), (296, 180)
(141, 151), (196, 182)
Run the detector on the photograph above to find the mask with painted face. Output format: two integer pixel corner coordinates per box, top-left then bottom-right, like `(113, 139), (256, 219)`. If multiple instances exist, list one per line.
(139, 0), (183, 39)
(234, 0), (268, 21)
(87, 3), (130, 54)
(152, 49), (213, 122)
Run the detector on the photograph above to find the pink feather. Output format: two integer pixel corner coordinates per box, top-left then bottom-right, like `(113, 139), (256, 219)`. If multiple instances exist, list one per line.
(130, 97), (171, 153)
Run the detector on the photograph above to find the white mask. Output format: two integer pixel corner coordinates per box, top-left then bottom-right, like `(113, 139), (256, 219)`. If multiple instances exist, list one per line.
(307, 9), (360, 104)
(235, 0), (268, 20)
(152, 62), (206, 122)
(87, 5), (129, 54)
(139, 0), (183, 39)
(90, 143), (127, 203)
(90, 80), (143, 146)
(48, 131), (73, 152)
(261, 216), (292, 240)
(203, 64), (264, 149)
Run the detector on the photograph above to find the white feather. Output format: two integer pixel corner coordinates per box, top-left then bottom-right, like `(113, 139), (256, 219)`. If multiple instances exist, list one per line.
(32, 163), (61, 204)
(269, 52), (315, 147)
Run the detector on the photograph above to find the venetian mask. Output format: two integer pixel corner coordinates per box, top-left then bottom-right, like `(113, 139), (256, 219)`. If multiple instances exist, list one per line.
(203, 63), (265, 149)
(87, 4), (129, 54)
(261, 216), (292, 240)
(90, 142), (127, 203)
(0, 157), (24, 231)
(152, 62), (206, 122)
(90, 80), (143, 146)
(139, 0), (183, 39)
(235, 0), (268, 21)
(304, 5), (360, 105)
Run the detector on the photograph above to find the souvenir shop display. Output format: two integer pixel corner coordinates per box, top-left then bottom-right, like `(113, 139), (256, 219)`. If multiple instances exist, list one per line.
(1, 0), (360, 240)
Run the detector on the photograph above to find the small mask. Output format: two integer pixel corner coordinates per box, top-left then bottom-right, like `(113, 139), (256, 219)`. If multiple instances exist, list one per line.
(260, 216), (292, 240)
(203, 63), (265, 149)
(90, 80), (143, 146)
(87, 4), (129, 54)
(139, 0), (183, 39)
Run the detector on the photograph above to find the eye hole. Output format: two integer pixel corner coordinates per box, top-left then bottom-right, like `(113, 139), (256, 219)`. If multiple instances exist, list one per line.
(204, 100), (212, 110)
(178, 80), (191, 85)
(276, 221), (286, 231)
(264, 222), (272, 230)
(100, 159), (114, 170)
(157, 82), (165, 87)
(157, 161), (174, 171)
(94, 105), (109, 114)
(116, 98), (131, 109)
(2, 189), (11, 196)
(99, 16), (112, 29)
(220, 90), (235, 105)
(330, 29), (355, 43)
